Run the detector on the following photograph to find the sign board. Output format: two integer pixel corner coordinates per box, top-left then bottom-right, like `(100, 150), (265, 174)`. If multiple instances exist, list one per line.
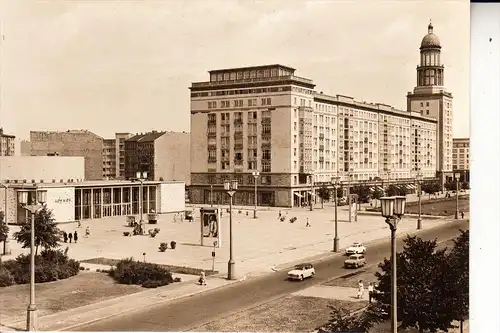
(200, 207), (221, 247)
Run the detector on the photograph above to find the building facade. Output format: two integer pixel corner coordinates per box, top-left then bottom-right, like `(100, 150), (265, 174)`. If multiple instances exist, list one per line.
(0, 180), (185, 224)
(124, 131), (190, 184)
(189, 23), (450, 207)
(452, 137), (470, 182)
(103, 139), (117, 179)
(30, 130), (104, 180)
(115, 133), (134, 179)
(0, 128), (15, 156)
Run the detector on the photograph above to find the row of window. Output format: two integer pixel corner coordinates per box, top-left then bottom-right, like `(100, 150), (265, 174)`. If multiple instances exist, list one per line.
(207, 98), (272, 109)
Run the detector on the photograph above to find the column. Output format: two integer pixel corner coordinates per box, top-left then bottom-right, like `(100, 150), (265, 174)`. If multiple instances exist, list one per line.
(146, 186), (150, 213)
(121, 187), (124, 215)
(80, 189), (83, 222)
(100, 188), (103, 217)
(90, 188), (94, 219)
(111, 187), (114, 216)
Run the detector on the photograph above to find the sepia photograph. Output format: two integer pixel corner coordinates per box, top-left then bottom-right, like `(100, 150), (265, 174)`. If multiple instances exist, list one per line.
(0, 0), (483, 332)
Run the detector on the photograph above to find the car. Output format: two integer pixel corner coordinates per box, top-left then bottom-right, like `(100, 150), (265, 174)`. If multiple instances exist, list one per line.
(287, 263), (315, 281)
(345, 242), (366, 255)
(344, 254), (366, 269)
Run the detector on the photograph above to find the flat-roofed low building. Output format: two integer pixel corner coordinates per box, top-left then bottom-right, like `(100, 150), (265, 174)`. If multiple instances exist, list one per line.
(0, 179), (185, 224)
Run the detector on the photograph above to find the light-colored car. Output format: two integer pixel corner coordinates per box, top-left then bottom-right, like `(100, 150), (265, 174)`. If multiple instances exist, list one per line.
(345, 242), (366, 255)
(287, 263), (315, 281)
(344, 254), (366, 269)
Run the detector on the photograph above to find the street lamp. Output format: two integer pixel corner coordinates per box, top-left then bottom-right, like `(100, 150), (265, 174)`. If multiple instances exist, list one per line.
(331, 176), (341, 252)
(347, 173), (353, 223)
(454, 172), (461, 219)
(415, 173), (422, 229)
(136, 171), (148, 228)
(252, 171), (260, 219)
(210, 185), (213, 207)
(380, 195), (406, 333)
(309, 172), (315, 211)
(18, 188), (47, 332)
(224, 179), (238, 280)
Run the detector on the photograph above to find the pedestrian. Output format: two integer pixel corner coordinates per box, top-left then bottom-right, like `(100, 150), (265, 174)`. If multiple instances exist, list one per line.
(368, 282), (374, 303)
(68, 232), (73, 243)
(73, 231), (78, 243)
(85, 226), (91, 237)
(63, 231), (68, 243)
(357, 280), (364, 299)
(305, 218), (311, 227)
(278, 210), (282, 219)
(461, 211), (464, 219)
(77, 220), (81, 228)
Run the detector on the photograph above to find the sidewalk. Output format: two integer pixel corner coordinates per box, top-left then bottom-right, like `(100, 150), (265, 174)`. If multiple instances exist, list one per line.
(1, 276), (237, 332)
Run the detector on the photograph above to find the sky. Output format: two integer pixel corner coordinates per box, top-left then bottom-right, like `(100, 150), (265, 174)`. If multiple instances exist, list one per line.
(0, 0), (470, 140)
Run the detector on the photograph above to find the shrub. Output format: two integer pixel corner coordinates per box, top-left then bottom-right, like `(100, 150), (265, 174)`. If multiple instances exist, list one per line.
(159, 242), (168, 252)
(142, 280), (162, 288)
(2, 250), (80, 284)
(173, 277), (182, 283)
(170, 241), (177, 249)
(0, 266), (14, 287)
(109, 257), (174, 287)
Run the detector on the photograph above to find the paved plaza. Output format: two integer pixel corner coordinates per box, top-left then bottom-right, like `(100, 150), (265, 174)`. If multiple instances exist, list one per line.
(3, 203), (453, 278)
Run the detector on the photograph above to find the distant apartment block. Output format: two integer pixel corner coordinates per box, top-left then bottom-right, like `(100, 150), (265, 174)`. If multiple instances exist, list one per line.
(20, 140), (31, 156)
(115, 133), (134, 179)
(124, 131), (190, 184)
(30, 130), (104, 180)
(103, 139), (116, 179)
(452, 137), (470, 182)
(0, 128), (15, 156)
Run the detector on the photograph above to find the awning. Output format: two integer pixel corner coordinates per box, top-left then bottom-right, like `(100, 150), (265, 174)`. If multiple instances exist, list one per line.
(408, 184), (416, 189)
(294, 192), (303, 198)
(376, 186), (384, 191)
(369, 187), (375, 191)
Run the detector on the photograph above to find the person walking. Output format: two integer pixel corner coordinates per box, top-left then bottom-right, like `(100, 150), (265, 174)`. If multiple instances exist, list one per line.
(305, 218), (311, 227)
(368, 282), (374, 303)
(85, 226), (91, 237)
(73, 231), (78, 244)
(278, 210), (282, 219)
(461, 211), (464, 219)
(68, 232), (73, 243)
(357, 280), (364, 299)
(63, 231), (68, 243)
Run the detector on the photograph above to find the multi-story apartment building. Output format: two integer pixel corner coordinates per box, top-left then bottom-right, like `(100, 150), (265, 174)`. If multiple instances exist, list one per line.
(452, 138), (470, 182)
(30, 130), (104, 180)
(189, 23), (450, 207)
(115, 133), (133, 179)
(101, 133), (133, 180)
(103, 139), (117, 179)
(124, 131), (190, 183)
(0, 128), (15, 156)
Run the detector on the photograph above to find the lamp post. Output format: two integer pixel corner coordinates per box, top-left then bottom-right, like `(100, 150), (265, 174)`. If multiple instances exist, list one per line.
(454, 172), (460, 219)
(380, 195), (406, 333)
(1, 182), (10, 255)
(252, 171), (259, 219)
(18, 188), (47, 332)
(331, 176), (340, 252)
(309, 172), (314, 211)
(210, 185), (213, 207)
(347, 173), (352, 223)
(136, 171), (148, 229)
(224, 180), (238, 280)
(416, 173), (422, 229)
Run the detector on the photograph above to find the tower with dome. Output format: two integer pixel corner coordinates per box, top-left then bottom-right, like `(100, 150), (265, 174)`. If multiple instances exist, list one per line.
(407, 21), (454, 186)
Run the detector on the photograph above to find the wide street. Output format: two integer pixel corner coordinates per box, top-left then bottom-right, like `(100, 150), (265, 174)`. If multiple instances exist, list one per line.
(71, 219), (468, 332)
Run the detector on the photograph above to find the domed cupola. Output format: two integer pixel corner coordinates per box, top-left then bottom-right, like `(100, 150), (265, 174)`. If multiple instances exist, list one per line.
(420, 22), (441, 49)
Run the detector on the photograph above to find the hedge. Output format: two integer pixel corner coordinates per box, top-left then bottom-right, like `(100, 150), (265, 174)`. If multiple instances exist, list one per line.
(109, 257), (174, 288)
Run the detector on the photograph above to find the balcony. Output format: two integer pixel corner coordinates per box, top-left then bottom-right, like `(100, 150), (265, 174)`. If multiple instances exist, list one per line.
(261, 117), (271, 124)
(207, 132), (216, 138)
(208, 157), (217, 163)
(319, 145), (325, 150)
(234, 143), (244, 149)
(261, 142), (271, 149)
(234, 118), (243, 125)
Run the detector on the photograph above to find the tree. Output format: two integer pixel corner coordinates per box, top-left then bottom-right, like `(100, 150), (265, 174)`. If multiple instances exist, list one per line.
(386, 184), (399, 197)
(372, 188), (384, 208)
(0, 211), (9, 253)
(372, 235), (457, 333)
(444, 181), (457, 192)
(317, 186), (330, 209)
(318, 306), (373, 333)
(336, 186), (344, 199)
(448, 230), (469, 332)
(351, 185), (371, 204)
(13, 206), (61, 256)
(461, 182), (469, 190)
(422, 182), (440, 199)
